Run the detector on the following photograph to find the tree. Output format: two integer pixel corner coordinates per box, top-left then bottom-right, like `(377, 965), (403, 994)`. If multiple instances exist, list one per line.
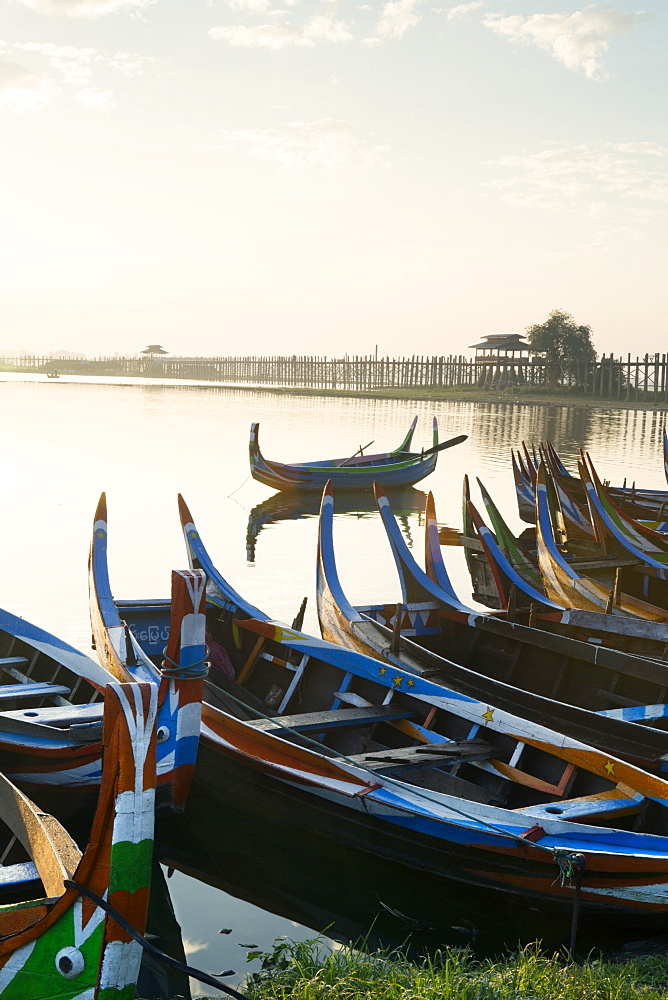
(526, 310), (596, 387)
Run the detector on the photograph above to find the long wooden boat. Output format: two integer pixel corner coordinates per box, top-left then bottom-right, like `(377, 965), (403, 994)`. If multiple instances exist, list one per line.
(317, 480), (668, 772)
(0, 583), (203, 814)
(169, 495), (668, 940)
(535, 463), (668, 621)
(462, 485), (668, 661)
(515, 441), (668, 526)
(249, 417), (466, 492)
(580, 452), (668, 559)
(0, 680), (156, 998)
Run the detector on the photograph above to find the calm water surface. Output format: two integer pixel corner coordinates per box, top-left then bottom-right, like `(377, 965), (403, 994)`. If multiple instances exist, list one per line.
(1, 374), (667, 993)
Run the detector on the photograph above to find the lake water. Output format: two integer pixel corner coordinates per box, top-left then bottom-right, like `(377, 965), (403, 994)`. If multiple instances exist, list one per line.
(1, 373), (666, 994)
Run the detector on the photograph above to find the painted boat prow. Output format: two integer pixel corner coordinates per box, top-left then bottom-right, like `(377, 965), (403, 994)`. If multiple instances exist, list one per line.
(424, 491), (460, 598)
(374, 483), (471, 612)
(178, 494), (268, 621)
(0, 681), (157, 999)
(467, 498), (562, 613)
(317, 481), (367, 626)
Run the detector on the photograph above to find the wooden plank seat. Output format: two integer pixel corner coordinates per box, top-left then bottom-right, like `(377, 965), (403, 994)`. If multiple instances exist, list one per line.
(346, 738), (495, 773)
(0, 703), (103, 742)
(247, 705), (416, 735)
(0, 683), (71, 703)
(516, 786), (644, 822)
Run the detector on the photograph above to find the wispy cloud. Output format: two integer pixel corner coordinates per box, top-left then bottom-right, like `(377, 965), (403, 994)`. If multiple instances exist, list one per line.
(0, 59), (60, 111)
(483, 5), (647, 81)
(447, 1), (484, 22)
(215, 118), (390, 170)
(183, 938), (208, 956)
(374, 0), (423, 38)
(209, 10), (353, 47)
(489, 143), (668, 215)
(76, 85), (115, 109)
(15, 0), (155, 17)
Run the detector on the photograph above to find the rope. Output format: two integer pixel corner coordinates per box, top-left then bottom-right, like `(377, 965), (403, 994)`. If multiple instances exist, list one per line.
(214, 685), (571, 860)
(161, 647), (210, 679)
(227, 474), (251, 499)
(64, 880), (251, 1000)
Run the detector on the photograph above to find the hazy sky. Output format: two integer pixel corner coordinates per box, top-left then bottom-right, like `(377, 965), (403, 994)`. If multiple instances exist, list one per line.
(0, 0), (664, 358)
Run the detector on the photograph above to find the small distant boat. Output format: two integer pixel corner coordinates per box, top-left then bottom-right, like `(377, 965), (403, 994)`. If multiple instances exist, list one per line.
(46, 372), (60, 379)
(0, 680), (156, 999)
(249, 417), (467, 492)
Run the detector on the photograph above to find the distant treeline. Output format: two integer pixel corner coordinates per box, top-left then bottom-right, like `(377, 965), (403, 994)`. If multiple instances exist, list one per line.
(3, 352), (668, 400)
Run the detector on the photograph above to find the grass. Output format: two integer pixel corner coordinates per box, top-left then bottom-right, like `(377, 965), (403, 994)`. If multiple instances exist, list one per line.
(211, 938), (668, 1000)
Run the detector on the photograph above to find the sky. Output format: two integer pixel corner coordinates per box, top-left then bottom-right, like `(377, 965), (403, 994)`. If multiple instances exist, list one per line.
(0, 0), (665, 359)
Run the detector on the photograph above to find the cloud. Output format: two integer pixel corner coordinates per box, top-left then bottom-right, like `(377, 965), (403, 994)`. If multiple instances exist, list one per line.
(488, 143), (668, 215)
(375, 0), (423, 38)
(76, 86), (115, 109)
(447, 1), (483, 22)
(215, 118), (390, 170)
(483, 4), (647, 80)
(209, 11), (353, 47)
(0, 58), (60, 110)
(226, 0), (272, 10)
(15, 42), (97, 84)
(14, 0), (155, 17)
(209, 22), (313, 47)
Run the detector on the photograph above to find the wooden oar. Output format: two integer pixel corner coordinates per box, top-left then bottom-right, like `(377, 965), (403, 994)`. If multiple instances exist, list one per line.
(422, 434), (468, 456)
(337, 440), (375, 467)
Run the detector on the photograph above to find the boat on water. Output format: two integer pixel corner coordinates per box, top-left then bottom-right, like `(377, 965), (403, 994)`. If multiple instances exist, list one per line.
(462, 480), (668, 660)
(317, 480), (668, 773)
(0, 580), (204, 814)
(144, 495), (668, 943)
(535, 463), (668, 621)
(0, 680), (156, 999)
(514, 441), (668, 526)
(249, 417), (466, 492)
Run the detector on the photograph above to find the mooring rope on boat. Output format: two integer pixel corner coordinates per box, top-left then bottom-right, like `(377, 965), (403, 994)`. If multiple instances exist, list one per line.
(65, 880), (252, 999)
(161, 646), (211, 678)
(215, 687), (587, 868)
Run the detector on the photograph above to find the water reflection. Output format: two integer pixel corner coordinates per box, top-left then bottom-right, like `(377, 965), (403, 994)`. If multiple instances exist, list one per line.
(246, 487), (427, 562)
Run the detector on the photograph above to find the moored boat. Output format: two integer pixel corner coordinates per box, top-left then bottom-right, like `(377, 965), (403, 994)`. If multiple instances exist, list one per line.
(0, 591), (201, 814)
(317, 480), (668, 772)
(172, 494), (668, 941)
(249, 417), (466, 492)
(0, 680), (156, 999)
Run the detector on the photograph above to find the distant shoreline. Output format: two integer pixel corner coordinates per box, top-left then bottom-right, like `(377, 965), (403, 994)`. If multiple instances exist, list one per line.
(3, 370), (667, 412)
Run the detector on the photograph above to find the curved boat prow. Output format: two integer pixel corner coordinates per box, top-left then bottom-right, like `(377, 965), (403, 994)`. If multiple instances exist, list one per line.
(424, 491), (458, 597)
(317, 481), (366, 627)
(394, 415), (419, 453)
(374, 483), (470, 612)
(467, 499), (561, 614)
(178, 494), (268, 621)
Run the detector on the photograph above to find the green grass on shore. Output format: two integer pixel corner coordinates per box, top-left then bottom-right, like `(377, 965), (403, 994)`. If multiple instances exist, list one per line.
(172, 937), (668, 1000)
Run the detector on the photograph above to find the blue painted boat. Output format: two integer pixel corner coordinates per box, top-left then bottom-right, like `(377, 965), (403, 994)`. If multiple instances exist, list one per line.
(0, 592), (200, 815)
(316, 479), (668, 774)
(173, 493), (668, 940)
(249, 417), (466, 491)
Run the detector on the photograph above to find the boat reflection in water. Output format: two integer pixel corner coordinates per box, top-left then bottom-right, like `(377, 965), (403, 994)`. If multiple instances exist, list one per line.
(246, 487), (428, 563)
(157, 745), (640, 959)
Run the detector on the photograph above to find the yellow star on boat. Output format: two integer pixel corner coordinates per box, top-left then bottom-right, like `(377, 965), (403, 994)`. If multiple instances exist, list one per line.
(407, 679), (415, 687)
(95, 530), (105, 538)
(392, 675), (403, 687)
(604, 760), (615, 776)
(482, 707), (494, 723)
(189, 530), (198, 539)
(378, 666), (387, 676)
